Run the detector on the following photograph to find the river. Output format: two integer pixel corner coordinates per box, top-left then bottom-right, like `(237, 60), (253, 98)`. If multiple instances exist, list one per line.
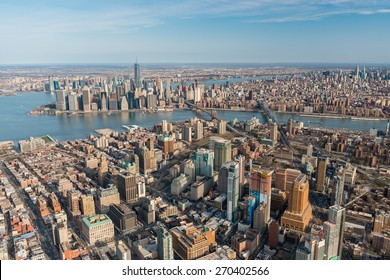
(0, 91), (387, 142)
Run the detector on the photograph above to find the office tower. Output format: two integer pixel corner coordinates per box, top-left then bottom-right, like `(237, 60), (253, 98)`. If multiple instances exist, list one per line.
(134, 62), (141, 88)
(237, 155), (245, 188)
(209, 137), (231, 170)
(268, 219), (279, 248)
(316, 157), (327, 192)
(139, 198), (156, 225)
(108, 203), (136, 232)
(81, 214), (114, 245)
(253, 201), (267, 233)
(270, 122), (278, 145)
(100, 92), (108, 111)
(147, 93), (157, 109)
(387, 121), (390, 137)
(182, 126), (192, 143)
(157, 227), (174, 260)
(194, 121), (203, 140)
(96, 186), (120, 214)
(193, 148), (214, 177)
(67, 190), (81, 217)
(48, 76), (55, 92)
(162, 120), (169, 132)
(170, 224), (209, 260)
(117, 172), (137, 203)
(275, 168), (301, 193)
(165, 79), (171, 100)
(183, 159), (196, 184)
(52, 222), (68, 246)
(98, 156), (108, 186)
(55, 90), (68, 111)
(80, 194), (96, 217)
(116, 240), (132, 260)
(330, 170), (345, 206)
(68, 92), (79, 111)
(128, 92), (135, 109)
(307, 144), (313, 157)
(139, 145), (156, 174)
(227, 161), (240, 223)
(250, 167), (273, 222)
(218, 162), (230, 193)
(171, 174), (190, 195)
(281, 174), (312, 232)
(287, 118), (293, 136)
(296, 234), (325, 260)
(120, 96), (128, 110)
(82, 87), (91, 112)
(217, 120), (227, 135)
(373, 210), (390, 233)
(324, 205), (345, 260)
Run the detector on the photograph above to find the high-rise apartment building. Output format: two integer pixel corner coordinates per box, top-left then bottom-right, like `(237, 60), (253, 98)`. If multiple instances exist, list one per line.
(250, 167), (273, 222)
(217, 120), (227, 135)
(270, 122), (278, 145)
(227, 161), (240, 223)
(194, 121), (203, 140)
(316, 157), (327, 192)
(182, 126), (192, 143)
(157, 227), (174, 260)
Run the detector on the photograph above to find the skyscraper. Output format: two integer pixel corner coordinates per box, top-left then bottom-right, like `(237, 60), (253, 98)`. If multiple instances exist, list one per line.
(182, 126), (192, 143)
(217, 120), (227, 135)
(193, 148), (214, 177)
(209, 137), (231, 170)
(117, 172), (137, 203)
(280, 174), (312, 232)
(324, 205), (345, 260)
(194, 121), (203, 140)
(316, 157), (327, 192)
(270, 122), (278, 145)
(227, 161), (240, 223)
(55, 90), (68, 111)
(157, 227), (174, 260)
(250, 167), (273, 222)
(80, 194), (96, 217)
(82, 87), (91, 112)
(134, 62), (141, 89)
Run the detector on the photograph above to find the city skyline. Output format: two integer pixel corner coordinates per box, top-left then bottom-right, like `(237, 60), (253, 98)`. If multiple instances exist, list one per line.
(1, 0), (390, 64)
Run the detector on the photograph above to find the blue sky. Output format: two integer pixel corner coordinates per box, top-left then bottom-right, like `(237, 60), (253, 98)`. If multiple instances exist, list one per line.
(1, 0), (389, 64)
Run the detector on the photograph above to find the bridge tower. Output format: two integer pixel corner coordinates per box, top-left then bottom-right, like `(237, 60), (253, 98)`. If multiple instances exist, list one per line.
(211, 109), (217, 119)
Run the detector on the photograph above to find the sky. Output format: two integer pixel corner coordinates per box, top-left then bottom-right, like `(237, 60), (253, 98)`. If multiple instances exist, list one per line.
(0, 0), (390, 64)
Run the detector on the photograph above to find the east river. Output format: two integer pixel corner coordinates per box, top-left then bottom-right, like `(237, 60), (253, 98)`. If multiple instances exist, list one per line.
(0, 91), (388, 142)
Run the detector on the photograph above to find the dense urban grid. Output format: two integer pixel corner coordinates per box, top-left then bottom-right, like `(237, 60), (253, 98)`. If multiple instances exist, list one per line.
(0, 63), (390, 261)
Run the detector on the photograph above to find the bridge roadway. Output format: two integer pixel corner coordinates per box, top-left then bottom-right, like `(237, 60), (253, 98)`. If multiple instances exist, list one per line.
(259, 103), (293, 150)
(184, 101), (247, 137)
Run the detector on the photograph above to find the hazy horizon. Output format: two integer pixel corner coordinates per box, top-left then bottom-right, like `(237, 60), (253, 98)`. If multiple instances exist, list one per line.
(1, 0), (390, 64)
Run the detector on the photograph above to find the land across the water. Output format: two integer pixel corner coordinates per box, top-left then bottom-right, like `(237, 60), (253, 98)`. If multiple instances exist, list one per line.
(0, 91), (388, 143)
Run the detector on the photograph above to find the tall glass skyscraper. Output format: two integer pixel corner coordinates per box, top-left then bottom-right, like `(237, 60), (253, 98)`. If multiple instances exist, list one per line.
(134, 62), (141, 88)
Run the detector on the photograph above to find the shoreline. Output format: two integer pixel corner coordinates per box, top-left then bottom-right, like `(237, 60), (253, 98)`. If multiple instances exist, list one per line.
(29, 106), (259, 116)
(272, 111), (388, 121)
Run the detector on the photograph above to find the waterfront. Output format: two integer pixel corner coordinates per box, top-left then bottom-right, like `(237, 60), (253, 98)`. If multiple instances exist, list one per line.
(0, 91), (388, 142)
